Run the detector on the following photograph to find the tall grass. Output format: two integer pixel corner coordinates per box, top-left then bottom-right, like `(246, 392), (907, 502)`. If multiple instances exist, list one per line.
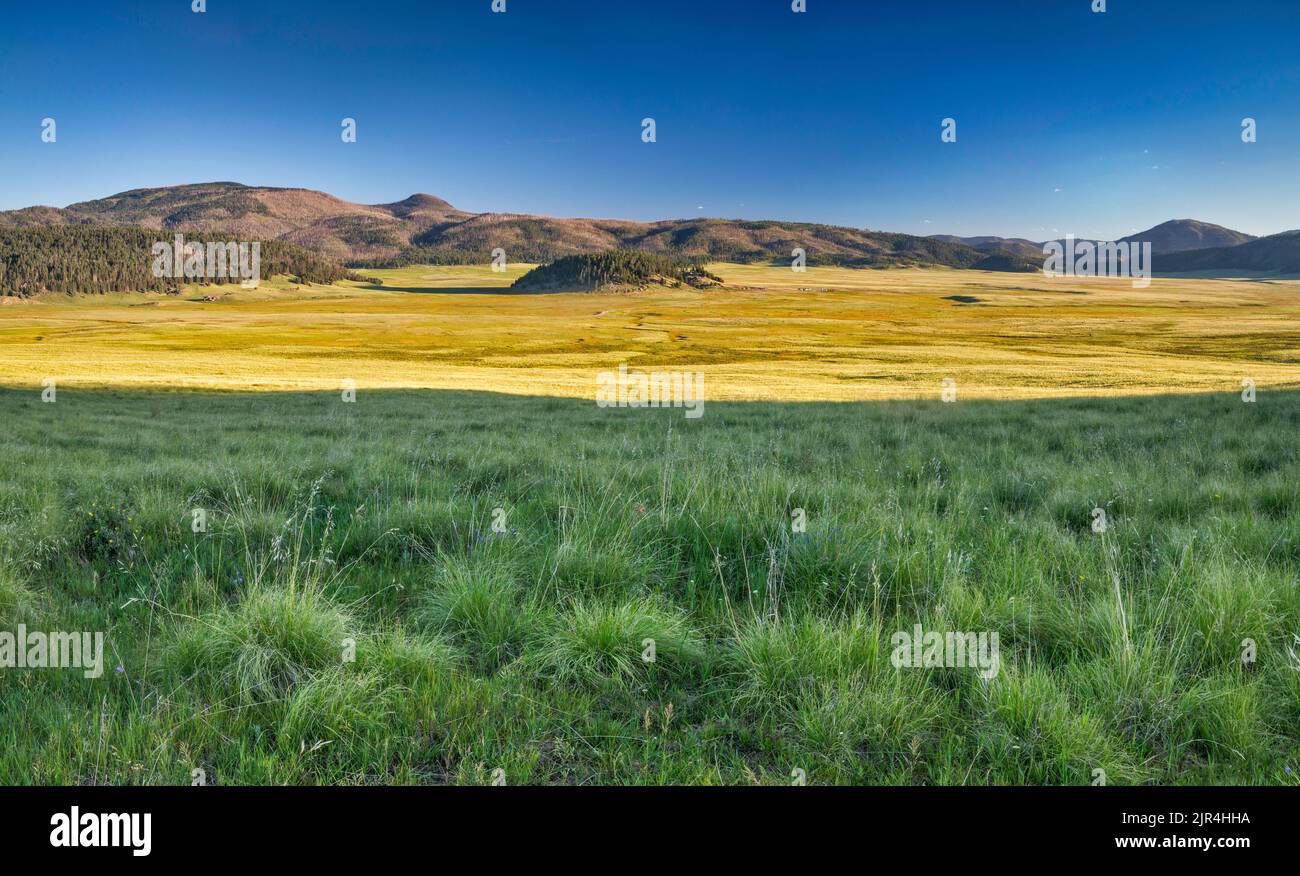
(0, 386), (1297, 784)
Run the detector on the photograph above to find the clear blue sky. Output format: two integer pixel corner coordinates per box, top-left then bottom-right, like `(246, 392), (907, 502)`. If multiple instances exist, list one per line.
(1, 0), (1296, 239)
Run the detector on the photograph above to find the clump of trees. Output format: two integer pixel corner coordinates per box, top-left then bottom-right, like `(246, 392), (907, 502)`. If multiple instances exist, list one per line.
(512, 251), (722, 292)
(0, 226), (360, 296)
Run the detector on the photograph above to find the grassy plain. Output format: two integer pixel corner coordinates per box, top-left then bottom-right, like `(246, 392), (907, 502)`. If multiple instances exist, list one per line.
(1, 265), (1299, 785)
(2, 264), (1300, 399)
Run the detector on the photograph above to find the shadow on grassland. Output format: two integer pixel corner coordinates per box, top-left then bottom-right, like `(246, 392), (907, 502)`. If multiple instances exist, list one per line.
(359, 283), (541, 296)
(1, 384), (1291, 450)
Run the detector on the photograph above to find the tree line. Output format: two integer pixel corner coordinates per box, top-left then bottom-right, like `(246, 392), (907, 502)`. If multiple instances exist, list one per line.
(0, 226), (361, 296)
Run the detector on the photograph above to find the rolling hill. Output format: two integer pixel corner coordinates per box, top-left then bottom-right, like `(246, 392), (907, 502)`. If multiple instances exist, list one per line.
(1120, 219), (1255, 253)
(935, 220), (1255, 259)
(928, 235), (1046, 260)
(1158, 230), (1300, 275)
(0, 183), (472, 264)
(0, 182), (1039, 272)
(7, 183), (1287, 277)
(511, 251), (722, 292)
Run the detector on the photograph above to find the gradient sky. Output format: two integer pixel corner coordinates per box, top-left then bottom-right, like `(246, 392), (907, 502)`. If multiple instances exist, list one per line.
(1, 0), (1297, 239)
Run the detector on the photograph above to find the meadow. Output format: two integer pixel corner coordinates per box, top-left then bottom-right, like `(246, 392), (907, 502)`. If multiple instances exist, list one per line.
(1, 265), (1298, 785)
(3, 263), (1300, 399)
(1, 385), (1298, 785)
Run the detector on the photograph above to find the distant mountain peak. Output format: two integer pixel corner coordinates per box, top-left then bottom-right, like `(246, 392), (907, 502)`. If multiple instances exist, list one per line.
(380, 193), (458, 216)
(395, 193), (454, 208)
(1120, 219), (1255, 253)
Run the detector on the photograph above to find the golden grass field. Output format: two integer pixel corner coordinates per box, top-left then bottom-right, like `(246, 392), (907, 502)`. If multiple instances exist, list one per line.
(4, 263), (1300, 399)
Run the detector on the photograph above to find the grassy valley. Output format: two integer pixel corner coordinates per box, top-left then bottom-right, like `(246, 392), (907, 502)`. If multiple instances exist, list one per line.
(2, 263), (1298, 398)
(2, 262), (1298, 786)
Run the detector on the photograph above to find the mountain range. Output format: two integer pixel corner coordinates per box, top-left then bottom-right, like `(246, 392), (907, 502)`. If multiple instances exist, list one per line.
(0, 182), (1035, 271)
(1, 182), (1296, 276)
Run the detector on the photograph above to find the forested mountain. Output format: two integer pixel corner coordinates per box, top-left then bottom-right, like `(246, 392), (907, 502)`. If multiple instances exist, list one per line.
(927, 235), (1047, 260)
(1158, 230), (1300, 275)
(0, 182), (1039, 272)
(8, 183), (1284, 279)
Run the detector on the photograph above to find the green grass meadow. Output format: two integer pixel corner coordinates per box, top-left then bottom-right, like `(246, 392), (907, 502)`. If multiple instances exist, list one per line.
(1, 386), (1298, 785)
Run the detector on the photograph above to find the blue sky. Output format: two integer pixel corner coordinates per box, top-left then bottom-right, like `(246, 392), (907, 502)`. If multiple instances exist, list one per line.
(1, 0), (1296, 239)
